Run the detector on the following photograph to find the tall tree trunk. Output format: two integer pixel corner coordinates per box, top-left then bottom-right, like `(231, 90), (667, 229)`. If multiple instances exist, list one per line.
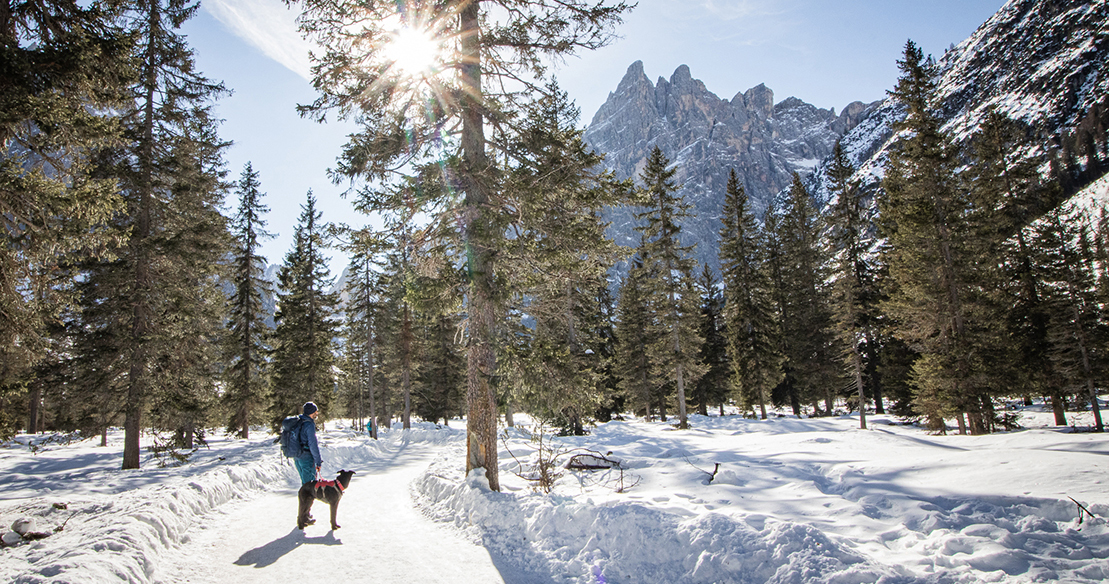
(869, 332), (886, 414)
(668, 272), (688, 429)
(852, 344), (867, 429)
(366, 265), (377, 439)
(27, 386), (41, 435)
(237, 318), (251, 439)
(124, 5), (160, 470)
(460, 0), (499, 491)
(1067, 274), (1103, 432)
(402, 301), (412, 430)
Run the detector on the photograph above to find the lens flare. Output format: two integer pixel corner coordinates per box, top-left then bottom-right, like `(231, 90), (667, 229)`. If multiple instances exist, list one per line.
(384, 26), (439, 76)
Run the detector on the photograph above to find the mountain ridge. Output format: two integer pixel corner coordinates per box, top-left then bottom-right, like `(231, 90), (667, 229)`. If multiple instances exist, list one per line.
(584, 0), (1109, 274)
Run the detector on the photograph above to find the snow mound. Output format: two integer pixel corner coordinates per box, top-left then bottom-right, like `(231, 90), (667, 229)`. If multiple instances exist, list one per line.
(414, 442), (908, 583)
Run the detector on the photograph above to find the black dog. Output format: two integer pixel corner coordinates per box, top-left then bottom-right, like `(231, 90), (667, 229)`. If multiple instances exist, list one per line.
(297, 469), (355, 530)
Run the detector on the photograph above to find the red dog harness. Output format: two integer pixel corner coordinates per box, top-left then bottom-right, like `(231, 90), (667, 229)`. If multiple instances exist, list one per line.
(314, 479), (345, 492)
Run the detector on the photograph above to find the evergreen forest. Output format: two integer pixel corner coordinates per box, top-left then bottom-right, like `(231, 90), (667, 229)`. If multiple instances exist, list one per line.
(4, 0), (1109, 485)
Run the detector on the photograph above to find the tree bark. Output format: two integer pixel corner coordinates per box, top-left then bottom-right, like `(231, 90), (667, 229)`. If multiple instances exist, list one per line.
(461, 0), (499, 491)
(124, 3), (161, 470)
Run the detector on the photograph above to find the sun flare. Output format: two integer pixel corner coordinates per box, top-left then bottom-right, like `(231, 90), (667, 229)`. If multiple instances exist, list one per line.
(384, 26), (440, 76)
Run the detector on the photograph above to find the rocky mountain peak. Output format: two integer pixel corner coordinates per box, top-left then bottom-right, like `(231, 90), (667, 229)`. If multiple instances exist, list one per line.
(743, 84), (775, 119)
(585, 64), (875, 272)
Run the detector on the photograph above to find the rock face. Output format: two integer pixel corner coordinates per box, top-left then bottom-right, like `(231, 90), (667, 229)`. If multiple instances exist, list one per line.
(585, 0), (1109, 274)
(584, 61), (875, 272)
(804, 0), (1109, 208)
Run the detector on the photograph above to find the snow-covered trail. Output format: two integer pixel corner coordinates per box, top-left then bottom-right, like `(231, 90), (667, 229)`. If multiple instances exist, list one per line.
(156, 439), (510, 584)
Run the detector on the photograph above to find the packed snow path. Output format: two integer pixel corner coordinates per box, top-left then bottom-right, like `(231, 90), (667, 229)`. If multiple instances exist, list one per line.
(158, 439), (508, 584)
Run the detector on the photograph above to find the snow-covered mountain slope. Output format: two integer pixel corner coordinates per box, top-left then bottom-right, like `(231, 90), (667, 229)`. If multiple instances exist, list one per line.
(585, 0), (1108, 272)
(805, 0), (1109, 206)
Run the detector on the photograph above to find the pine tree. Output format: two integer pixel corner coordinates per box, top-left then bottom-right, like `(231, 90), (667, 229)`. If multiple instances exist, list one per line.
(268, 192), (339, 429)
(880, 41), (1005, 434)
(634, 146), (705, 429)
(827, 143), (880, 428)
(1, 0), (132, 438)
(695, 265), (730, 416)
(1035, 212), (1105, 432)
(718, 169), (780, 419)
(223, 163), (274, 438)
(778, 174), (838, 416)
(66, 0), (229, 467)
(294, 0), (632, 491)
(614, 254), (658, 420)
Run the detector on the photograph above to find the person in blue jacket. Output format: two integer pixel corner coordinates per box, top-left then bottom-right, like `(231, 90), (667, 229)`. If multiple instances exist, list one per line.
(295, 402), (323, 485)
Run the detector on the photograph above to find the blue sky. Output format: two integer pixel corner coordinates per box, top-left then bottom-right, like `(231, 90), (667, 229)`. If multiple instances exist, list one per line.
(182, 0), (1007, 275)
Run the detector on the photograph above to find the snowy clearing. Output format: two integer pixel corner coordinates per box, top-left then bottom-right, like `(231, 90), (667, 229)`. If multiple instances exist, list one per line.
(2, 405), (1108, 583)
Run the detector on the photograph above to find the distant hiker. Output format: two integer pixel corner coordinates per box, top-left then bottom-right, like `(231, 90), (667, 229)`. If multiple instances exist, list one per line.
(293, 402), (323, 485)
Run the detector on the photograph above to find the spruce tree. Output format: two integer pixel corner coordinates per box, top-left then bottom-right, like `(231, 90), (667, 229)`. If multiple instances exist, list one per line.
(718, 169), (780, 419)
(614, 254), (658, 420)
(147, 113), (230, 450)
(1035, 212), (1105, 432)
(778, 174), (838, 416)
(223, 162), (274, 438)
(338, 243), (385, 436)
(634, 146), (704, 429)
(695, 265), (730, 416)
(968, 111), (1057, 423)
(591, 281), (622, 422)
(762, 198), (801, 415)
(67, 0), (229, 467)
(498, 84), (627, 434)
(1, 0), (132, 438)
(411, 251), (465, 427)
(827, 144), (879, 428)
(268, 192), (339, 429)
(293, 0), (632, 491)
(880, 40), (1000, 434)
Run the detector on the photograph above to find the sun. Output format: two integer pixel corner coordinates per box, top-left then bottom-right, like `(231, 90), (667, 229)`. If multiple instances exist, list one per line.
(383, 26), (440, 77)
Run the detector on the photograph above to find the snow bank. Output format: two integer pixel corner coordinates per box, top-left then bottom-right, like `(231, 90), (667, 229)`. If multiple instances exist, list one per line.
(1, 439), (291, 583)
(414, 442), (907, 583)
(0, 423), (447, 584)
(413, 412), (1109, 584)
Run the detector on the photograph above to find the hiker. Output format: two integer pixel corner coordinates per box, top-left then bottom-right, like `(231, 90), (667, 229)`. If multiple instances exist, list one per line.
(295, 402), (323, 485)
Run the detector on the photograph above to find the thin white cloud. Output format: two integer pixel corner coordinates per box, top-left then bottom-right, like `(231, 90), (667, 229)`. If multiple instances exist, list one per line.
(204, 0), (312, 79)
(696, 0), (788, 20)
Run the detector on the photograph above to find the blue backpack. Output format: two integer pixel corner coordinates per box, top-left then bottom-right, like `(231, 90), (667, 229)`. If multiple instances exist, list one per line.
(279, 416), (305, 458)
